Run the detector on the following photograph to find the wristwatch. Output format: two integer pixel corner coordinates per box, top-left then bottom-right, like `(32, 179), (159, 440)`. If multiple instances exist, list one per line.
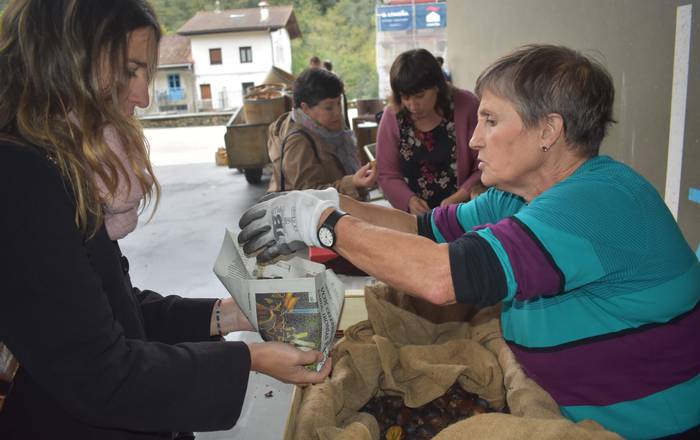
(317, 209), (348, 249)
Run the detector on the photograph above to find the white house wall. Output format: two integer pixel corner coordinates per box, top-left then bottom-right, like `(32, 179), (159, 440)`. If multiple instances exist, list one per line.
(270, 28), (292, 73)
(190, 31), (276, 109)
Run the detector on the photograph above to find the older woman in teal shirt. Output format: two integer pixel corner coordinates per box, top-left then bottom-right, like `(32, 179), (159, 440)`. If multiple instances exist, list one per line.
(238, 45), (700, 439)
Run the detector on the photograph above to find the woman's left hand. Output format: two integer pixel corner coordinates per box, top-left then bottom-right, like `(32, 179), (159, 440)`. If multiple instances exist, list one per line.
(440, 188), (469, 207)
(352, 162), (378, 189)
(212, 297), (255, 336)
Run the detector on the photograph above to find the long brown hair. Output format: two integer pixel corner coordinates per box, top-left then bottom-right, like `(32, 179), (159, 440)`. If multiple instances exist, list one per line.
(0, 0), (161, 236)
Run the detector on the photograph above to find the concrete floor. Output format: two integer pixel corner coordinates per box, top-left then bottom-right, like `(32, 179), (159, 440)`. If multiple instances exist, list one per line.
(121, 126), (294, 440)
(122, 125), (266, 299)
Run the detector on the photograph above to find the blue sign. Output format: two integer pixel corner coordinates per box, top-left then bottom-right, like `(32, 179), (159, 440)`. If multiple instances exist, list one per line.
(376, 5), (412, 32)
(689, 188), (700, 205)
(416, 3), (447, 29)
(376, 3), (447, 32)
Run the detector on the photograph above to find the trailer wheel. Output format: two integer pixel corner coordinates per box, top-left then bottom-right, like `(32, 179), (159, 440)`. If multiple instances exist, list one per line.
(244, 168), (263, 184)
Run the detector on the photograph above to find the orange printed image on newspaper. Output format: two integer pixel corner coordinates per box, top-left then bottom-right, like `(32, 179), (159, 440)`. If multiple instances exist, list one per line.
(256, 291), (321, 351)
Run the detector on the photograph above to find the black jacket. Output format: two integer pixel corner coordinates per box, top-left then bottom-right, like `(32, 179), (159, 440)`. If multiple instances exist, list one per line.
(0, 142), (250, 439)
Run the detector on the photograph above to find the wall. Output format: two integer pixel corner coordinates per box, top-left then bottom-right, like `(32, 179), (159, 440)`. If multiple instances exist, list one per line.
(139, 112), (233, 128)
(270, 28), (293, 74)
(190, 31), (275, 109)
(447, 0), (699, 252)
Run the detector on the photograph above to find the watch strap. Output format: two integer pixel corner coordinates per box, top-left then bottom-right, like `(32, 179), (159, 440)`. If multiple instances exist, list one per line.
(318, 209), (348, 248)
(323, 209), (348, 230)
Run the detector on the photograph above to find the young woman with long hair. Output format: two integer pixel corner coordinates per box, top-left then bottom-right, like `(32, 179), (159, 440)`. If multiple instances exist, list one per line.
(0, 1), (330, 438)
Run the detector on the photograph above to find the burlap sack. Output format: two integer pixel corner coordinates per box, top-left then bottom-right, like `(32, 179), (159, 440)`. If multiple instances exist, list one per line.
(291, 283), (623, 440)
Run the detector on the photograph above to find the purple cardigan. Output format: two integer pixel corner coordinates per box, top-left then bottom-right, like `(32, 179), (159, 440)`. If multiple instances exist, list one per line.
(376, 88), (481, 212)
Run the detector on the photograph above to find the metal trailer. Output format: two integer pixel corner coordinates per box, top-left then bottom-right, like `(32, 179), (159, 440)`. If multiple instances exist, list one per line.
(223, 106), (270, 184)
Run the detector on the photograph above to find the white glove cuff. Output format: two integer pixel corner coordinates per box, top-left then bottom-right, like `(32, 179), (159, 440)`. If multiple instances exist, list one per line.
(306, 200), (334, 247)
(310, 187), (340, 207)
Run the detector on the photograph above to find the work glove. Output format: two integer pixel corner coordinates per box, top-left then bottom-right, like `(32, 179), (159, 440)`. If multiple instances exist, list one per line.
(238, 189), (337, 263)
(259, 187), (340, 205)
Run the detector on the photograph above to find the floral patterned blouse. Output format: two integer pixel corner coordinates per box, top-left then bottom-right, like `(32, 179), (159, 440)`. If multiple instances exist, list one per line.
(397, 105), (457, 208)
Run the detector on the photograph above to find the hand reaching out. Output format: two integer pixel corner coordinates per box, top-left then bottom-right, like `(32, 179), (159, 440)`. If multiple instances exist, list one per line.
(246, 342), (332, 385)
(351, 162), (377, 189)
(439, 188), (469, 208)
(408, 195), (430, 214)
(238, 189), (338, 263)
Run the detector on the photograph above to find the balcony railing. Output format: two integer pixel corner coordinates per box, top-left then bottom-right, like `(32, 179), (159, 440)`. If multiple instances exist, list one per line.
(156, 88), (187, 105)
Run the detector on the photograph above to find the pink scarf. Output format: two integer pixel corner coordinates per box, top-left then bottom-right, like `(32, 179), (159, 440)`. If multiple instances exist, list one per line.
(95, 125), (152, 240)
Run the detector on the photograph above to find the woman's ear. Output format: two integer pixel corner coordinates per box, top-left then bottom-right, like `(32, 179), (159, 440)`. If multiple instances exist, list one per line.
(541, 113), (564, 147)
(300, 102), (310, 114)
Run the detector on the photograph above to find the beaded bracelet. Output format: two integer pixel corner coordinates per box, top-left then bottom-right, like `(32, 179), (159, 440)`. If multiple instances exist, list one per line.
(215, 299), (223, 336)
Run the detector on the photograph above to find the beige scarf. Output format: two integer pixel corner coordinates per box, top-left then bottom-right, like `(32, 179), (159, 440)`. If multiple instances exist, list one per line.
(95, 124), (152, 240)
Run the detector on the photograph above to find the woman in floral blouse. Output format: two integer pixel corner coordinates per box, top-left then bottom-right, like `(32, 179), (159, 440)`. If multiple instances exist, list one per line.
(376, 49), (483, 214)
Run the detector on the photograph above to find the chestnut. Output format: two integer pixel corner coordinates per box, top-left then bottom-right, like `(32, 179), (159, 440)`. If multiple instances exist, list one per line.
(426, 415), (449, 431)
(386, 395), (404, 410)
(455, 398), (475, 417)
(431, 396), (448, 411)
(472, 404), (487, 415)
(415, 424), (437, 439)
(396, 407), (412, 426)
(423, 406), (441, 419)
(380, 413), (394, 428)
(386, 425), (404, 440)
(476, 397), (491, 410)
(404, 420), (418, 435)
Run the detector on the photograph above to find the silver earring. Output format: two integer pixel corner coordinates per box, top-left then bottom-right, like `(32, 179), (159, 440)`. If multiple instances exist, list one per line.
(541, 145), (551, 152)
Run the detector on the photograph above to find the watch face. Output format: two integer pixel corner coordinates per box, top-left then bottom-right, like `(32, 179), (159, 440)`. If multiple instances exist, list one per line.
(318, 226), (334, 247)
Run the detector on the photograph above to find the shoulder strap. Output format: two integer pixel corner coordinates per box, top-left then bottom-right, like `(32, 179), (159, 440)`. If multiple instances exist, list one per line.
(279, 129), (319, 192)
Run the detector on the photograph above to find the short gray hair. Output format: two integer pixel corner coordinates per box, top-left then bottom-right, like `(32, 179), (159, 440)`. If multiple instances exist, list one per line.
(475, 45), (615, 157)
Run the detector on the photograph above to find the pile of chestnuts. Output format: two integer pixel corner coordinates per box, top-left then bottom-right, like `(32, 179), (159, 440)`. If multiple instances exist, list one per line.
(360, 383), (499, 440)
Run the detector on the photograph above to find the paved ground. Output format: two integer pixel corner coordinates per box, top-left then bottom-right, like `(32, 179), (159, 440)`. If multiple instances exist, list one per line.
(146, 125), (230, 167)
(122, 125), (265, 299)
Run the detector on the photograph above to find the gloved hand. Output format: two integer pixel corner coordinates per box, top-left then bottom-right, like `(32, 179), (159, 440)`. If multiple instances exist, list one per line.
(259, 187), (340, 206)
(238, 190), (335, 263)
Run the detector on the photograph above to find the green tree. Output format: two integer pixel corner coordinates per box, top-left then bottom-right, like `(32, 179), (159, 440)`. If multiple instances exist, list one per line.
(289, 0), (377, 99)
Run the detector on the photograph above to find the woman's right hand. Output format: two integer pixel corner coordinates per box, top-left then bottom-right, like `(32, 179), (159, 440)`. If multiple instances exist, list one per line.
(246, 342), (332, 385)
(408, 195), (430, 214)
(351, 162), (377, 189)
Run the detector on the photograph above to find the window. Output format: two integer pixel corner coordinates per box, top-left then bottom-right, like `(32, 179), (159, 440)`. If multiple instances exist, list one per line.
(209, 48), (222, 65)
(167, 74), (181, 89)
(166, 74), (184, 101)
(241, 82), (254, 94)
(200, 84), (211, 100)
(239, 46), (252, 63)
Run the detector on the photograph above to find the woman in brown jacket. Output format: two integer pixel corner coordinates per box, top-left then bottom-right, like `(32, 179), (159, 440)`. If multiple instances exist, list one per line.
(267, 68), (376, 199)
